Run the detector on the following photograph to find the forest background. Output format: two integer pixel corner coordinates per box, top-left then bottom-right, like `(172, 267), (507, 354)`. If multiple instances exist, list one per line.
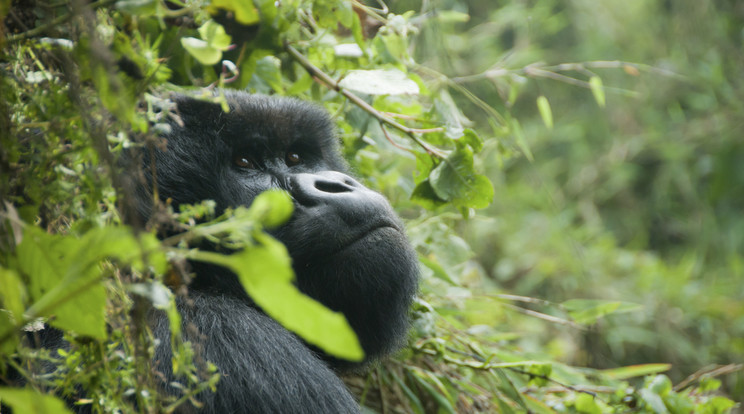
(0, 0), (742, 413)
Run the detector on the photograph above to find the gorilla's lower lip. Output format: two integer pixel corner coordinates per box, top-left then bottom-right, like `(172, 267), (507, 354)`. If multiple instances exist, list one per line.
(331, 225), (402, 257)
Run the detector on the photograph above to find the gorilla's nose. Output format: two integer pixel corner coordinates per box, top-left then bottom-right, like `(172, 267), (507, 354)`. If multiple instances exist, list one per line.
(288, 171), (396, 229)
(290, 171), (365, 205)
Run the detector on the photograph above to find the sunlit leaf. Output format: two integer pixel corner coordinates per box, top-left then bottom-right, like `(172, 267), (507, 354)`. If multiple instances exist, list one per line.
(589, 76), (606, 107)
(115, 0), (157, 16)
(189, 233), (364, 361)
(575, 393), (602, 414)
(207, 0), (260, 25)
(181, 21), (232, 66)
(198, 20), (232, 50)
(601, 364), (671, 380)
(536, 95), (553, 130)
(180, 37), (222, 66)
(0, 267), (26, 320)
(16, 227), (165, 339)
(0, 388), (73, 414)
(339, 69), (419, 95)
(246, 190), (293, 228)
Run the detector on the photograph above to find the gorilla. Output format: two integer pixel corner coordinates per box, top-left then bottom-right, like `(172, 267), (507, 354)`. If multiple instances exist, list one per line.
(139, 91), (419, 413)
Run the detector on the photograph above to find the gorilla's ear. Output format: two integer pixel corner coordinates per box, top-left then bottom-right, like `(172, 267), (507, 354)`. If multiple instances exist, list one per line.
(172, 94), (226, 128)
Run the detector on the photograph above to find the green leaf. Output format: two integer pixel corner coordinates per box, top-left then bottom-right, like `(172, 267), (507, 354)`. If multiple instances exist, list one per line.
(351, 10), (365, 51)
(410, 180), (447, 209)
(0, 267), (26, 320)
(181, 20), (233, 66)
(408, 369), (456, 414)
(198, 20), (232, 50)
(647, 375), (673, 397)
(601, 363), (671, 380)
(491, 368), (529, 410)
(639, 389), (670, 414)
(706, 396), (736, 413)
(536, 95), (553, 130)
(333, 0), (354, 28)
(418, 254), (458, 285)
(17, 226), (165, 339)
(246, 190), (293, 228)
(390, 371), (425, 414)
(190, 233), (364, 361)
(460, 129), (484, 153)
(254, 56), (283, 94)
(0, 311), (19, 355)
(428, 142), (493, 209)
(181, 37), (222, 66)
(589, 76), (606, 107)
(562, 299), (642, 325)
(339, 69), (419, 96)
(511, 117), (533, 162)
(207, 0), (260, 25)
(436, 10), (470, 23)
(0, 388), (73, 414)
(575, 393), (602, 414)
(526, 363), (552, 387)
(115, 0), (157, 16)
(286, 71), (313, 95)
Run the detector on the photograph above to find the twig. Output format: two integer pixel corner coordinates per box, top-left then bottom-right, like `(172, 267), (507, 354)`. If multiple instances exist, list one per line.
(284, 41), (447, 159)
(379, 123), (415, 154)
(674, 364), (744, 391)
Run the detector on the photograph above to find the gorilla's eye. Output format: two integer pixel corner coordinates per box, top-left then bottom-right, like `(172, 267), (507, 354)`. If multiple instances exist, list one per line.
(285, 151), (302, 166)
(234, 156), (256, 169)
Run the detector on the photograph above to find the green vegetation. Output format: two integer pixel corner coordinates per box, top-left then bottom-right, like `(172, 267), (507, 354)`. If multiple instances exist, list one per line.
(0, 0), (741, 412)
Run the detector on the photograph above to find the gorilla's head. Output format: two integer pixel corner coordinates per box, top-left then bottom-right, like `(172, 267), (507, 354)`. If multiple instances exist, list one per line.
(136, 91), (419, 363)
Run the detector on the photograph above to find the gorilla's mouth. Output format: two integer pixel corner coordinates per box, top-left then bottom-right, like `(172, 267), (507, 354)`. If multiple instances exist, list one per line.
(344, 224), (401, 249)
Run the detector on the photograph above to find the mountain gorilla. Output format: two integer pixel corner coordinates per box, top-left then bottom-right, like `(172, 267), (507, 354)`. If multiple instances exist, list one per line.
(139, 91), (419, 413)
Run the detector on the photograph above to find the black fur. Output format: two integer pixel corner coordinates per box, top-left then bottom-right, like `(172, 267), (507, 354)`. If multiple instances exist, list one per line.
(143, 91), (419, 413)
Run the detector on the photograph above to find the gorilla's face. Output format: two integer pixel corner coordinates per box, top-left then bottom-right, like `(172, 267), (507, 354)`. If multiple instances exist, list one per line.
(143, 91), (419, 362)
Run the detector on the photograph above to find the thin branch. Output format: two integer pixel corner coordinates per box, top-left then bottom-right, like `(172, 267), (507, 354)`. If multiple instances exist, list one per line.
(674, 364), (744, 391)
(284, 41), (447, 159)
(379, 123), (415, 154)
(501, 302), (586, 330)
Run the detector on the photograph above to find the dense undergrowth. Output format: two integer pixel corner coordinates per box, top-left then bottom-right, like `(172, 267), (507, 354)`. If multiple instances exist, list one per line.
(0, 0), (741, 412)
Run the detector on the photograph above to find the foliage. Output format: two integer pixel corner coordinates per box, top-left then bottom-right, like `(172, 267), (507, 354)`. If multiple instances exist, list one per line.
(0, 0), (741, 413)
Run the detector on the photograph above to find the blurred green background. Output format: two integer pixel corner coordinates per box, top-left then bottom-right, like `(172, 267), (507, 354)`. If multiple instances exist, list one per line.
(394, 0), (743, 402)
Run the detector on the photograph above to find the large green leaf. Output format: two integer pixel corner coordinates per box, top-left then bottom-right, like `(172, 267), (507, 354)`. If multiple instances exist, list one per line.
(207, 0), (260, 25)
(0, 388), (73, 414)
(181, 20), (232, 66)
(15, 227), (165, 339)
(338, 69), (420, 96)
(428, 139), (493, 209)
(0, 267), (26, 320)
(190, 232), (364, 361)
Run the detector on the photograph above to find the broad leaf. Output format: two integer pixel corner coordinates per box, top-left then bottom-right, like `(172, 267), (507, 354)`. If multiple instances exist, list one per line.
(190, 233), (364, 361)
(0, 388), (73, 414)
(207, 0), (260, 25)
(339, 69), (419, 96)
(429, 141), (493, 209)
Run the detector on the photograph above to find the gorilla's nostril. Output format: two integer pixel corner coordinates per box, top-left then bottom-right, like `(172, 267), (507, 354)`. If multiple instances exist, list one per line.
(315, 179), (351, 194)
